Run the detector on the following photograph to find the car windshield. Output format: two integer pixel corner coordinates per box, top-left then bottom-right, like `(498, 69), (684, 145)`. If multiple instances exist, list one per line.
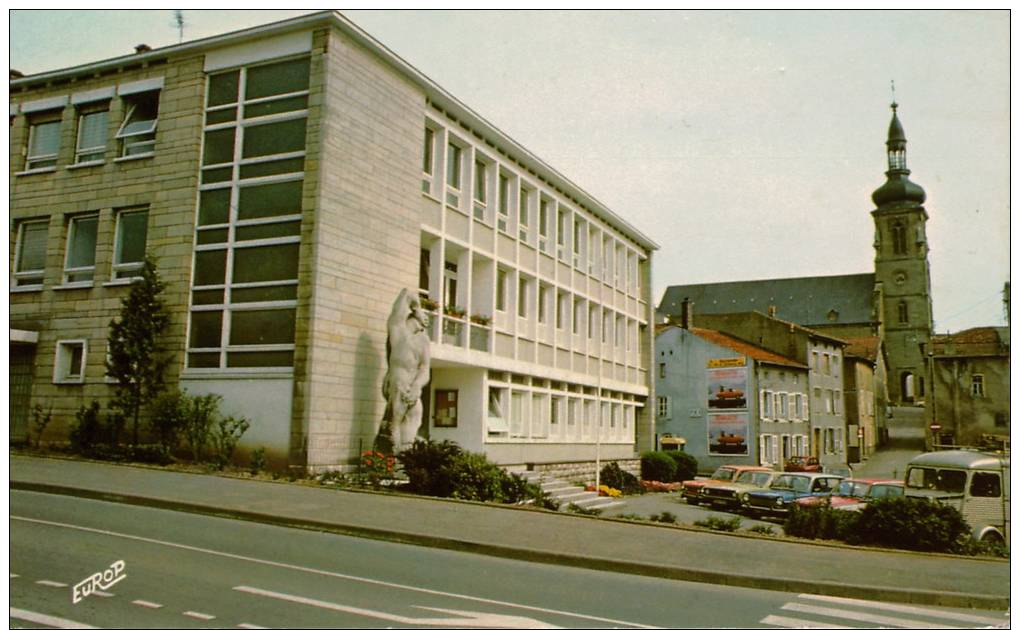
(906, 467), (966, 493)
(837, 480), (861, 497)
(772, 475), (809, 492)
(750, 472), (773, 486)
(734, 470), (757, 483)
(711, 467), (736, 481)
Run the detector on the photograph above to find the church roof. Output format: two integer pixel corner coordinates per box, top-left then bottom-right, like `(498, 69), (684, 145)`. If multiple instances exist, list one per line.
(658, 272), (876, 327)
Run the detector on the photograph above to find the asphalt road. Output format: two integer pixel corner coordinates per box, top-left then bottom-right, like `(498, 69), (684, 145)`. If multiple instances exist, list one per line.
(10, 490), (1008, 629)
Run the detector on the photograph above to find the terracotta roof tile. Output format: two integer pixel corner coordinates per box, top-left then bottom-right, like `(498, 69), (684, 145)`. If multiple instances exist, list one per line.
(844, 336), (880, 362)
(688, 327), (807, 369)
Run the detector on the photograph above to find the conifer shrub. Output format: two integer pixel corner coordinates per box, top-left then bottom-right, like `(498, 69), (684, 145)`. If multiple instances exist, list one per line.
(599, 461), (643, 494)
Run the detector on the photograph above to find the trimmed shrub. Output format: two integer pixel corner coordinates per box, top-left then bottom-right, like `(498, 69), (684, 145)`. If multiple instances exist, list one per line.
(600, 462), (644, 494)
(853, 496), (972, 553)
(640, 451), (677, 482)
(749, 524), (776, 536)
(397, 439), (465, 497)
(784, 502), (861, 541)
(666, 450), (699, 482)
(650, 511), (678, 524)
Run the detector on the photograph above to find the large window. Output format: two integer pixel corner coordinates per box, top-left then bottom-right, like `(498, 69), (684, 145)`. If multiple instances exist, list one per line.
(13, 220), (48, 288)
(112, 208), (149, 279)
(75, 106), (109, 163)
(496, 268), (508, 312)
(518, 185), (530, 243)
(538, 198), (551, 253)
(446, 142), (462, 207)
(188, 56), (309, 370)
(497, 172), (510, 232)
(117, 91), (159, 157)
(421, 125), (436, 194)
(64, 214), (99, 284)
(26, 115), (61, 170)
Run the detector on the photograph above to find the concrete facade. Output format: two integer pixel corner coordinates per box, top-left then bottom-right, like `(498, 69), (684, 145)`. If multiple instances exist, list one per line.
(9, 12), (657, 472)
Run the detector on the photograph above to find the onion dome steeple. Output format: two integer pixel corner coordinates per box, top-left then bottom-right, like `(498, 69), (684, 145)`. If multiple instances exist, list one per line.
(872, 101), (926, 206)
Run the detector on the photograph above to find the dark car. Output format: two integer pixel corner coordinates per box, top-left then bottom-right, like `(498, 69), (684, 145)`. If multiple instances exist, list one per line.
(742, 473), (843, 517)
(784, 456), (821, 472)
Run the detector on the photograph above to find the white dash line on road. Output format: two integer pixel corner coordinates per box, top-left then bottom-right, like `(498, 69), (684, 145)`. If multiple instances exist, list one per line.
(92, 590), (115, 598)
(132, 599), (163, 609)
(238, 624), (267, 629)
(10, 573), (18, 578)
(796, 593), (1007, 624)
(184, 610), (217, 620)
(10, 607), (97, 629)
(36, 579), (69, 588)
(761, 614), (851, 628)
(781, 602), (962, 629)
(12, 514), (656, 629)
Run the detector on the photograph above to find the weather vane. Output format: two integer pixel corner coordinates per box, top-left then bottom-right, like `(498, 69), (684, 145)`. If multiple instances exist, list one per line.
(890, 80), (897, 109)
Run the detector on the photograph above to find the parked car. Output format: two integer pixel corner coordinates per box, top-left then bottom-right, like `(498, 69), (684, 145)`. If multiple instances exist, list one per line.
(699, 469), (780, 511)
(795, 478), (903, 511)
(742, 472), (843, 518)
(904, 450), (1010, 546)
(784, 456), (821, 472)
(682, 465), (771, 505)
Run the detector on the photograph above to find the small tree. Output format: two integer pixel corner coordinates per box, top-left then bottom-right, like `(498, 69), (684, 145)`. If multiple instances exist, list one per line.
(106, 256), (172, 446)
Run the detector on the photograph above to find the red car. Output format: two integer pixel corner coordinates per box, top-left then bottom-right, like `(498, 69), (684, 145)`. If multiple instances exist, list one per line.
(784, 456), (821, 472)
(795, 478), (905, 511)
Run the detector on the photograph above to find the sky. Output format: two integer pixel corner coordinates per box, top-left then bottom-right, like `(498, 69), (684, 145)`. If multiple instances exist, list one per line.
(8, 9), (1011, 333)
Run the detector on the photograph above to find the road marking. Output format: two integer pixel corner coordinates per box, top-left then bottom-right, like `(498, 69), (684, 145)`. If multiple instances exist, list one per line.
(761, 614), (851, 628)
(237, 624), (268, 629)
(9, 607), (96, 629)
(132, 599), (164, 609)
(235, 585), (560, 628)
(781, 603), (962, 629)
(797, 594), (1007, 624)
(184, 611), (217, 620)
(91, 590), (115, 598)
(11, 514), (656, 629)
(10, 573), (18, 578)
(36, 579), (69, 588)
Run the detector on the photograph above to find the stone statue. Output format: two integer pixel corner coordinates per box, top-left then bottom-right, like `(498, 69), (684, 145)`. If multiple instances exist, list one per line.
(377, 288), (431, 454)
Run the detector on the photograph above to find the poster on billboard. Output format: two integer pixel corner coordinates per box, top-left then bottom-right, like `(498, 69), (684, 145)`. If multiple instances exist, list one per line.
(707, 363), (748, 410)
(707, 412), (750, 455)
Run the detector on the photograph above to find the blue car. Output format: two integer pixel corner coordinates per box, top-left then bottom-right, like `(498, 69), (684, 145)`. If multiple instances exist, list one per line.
(742, 472), (844, 518)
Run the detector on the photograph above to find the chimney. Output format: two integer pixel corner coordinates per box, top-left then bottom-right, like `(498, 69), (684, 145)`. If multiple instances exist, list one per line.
(767, 304), (777, 318)
(681, 297), (693, 329)
(135, 44), (152, 54)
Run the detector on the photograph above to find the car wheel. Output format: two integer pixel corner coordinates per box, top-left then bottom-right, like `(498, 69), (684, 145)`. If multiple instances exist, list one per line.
(686, 497), (699, 506)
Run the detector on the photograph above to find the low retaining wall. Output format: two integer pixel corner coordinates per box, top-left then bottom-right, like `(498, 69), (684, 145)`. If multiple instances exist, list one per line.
(504, 458), (640, 484)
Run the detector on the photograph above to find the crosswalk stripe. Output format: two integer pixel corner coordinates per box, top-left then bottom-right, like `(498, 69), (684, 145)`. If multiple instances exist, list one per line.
(797, 594), (1006, 625)
(781, 603), (963, 629)
(761, 613), (852, 628)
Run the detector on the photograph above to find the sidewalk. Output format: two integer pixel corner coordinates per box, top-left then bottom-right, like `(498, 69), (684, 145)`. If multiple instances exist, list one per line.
(9, 455), (1009, 610)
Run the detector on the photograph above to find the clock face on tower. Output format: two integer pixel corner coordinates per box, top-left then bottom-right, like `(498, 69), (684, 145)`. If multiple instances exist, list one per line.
(894, 271), (907, 285)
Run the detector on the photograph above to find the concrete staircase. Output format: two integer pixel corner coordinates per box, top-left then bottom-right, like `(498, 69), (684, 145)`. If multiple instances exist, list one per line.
(517, 470), (625, 512)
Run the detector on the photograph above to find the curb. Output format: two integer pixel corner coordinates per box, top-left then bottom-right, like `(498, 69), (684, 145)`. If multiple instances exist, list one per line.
(11, 481), (1009, 611)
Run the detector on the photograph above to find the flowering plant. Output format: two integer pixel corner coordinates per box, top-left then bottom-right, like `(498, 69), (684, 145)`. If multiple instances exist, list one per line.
(598, 485), (622, 498)
(359, 450), (395, 489)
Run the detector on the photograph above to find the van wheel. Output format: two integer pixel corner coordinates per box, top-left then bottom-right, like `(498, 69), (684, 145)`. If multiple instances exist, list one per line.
(980, 530), (1005, 546)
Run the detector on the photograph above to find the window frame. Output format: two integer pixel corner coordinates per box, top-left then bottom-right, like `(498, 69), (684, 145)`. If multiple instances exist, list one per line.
(26, 116), (62, 171)
(54, 339), (88, 384)
(75, 106), (110, 164)
(63, 213), (100, 285)
(116, 90), (160, 158)
(971, 374), (985, 397)
(111, 207), (149, 280)
(13, 219), (49, 288)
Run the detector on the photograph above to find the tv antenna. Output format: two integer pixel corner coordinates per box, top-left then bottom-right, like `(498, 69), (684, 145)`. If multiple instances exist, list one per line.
(173, 10), (186, 43)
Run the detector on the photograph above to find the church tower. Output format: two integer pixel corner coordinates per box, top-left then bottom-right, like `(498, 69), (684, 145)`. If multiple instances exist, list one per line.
(871, 102), (934, 404)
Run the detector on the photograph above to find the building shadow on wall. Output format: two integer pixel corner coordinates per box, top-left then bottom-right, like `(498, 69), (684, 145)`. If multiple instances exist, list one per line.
(353, 331), (383, 460)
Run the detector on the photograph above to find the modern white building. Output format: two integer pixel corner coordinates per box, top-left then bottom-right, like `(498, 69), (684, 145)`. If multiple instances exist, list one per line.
(9, 11), (658, 471)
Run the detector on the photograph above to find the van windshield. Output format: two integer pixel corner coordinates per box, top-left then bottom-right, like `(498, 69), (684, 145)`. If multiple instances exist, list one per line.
(906, 467), (966, 493)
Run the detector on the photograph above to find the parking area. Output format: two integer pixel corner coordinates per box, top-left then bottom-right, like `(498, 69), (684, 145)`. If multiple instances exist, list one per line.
(599, 491), (779, 530)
